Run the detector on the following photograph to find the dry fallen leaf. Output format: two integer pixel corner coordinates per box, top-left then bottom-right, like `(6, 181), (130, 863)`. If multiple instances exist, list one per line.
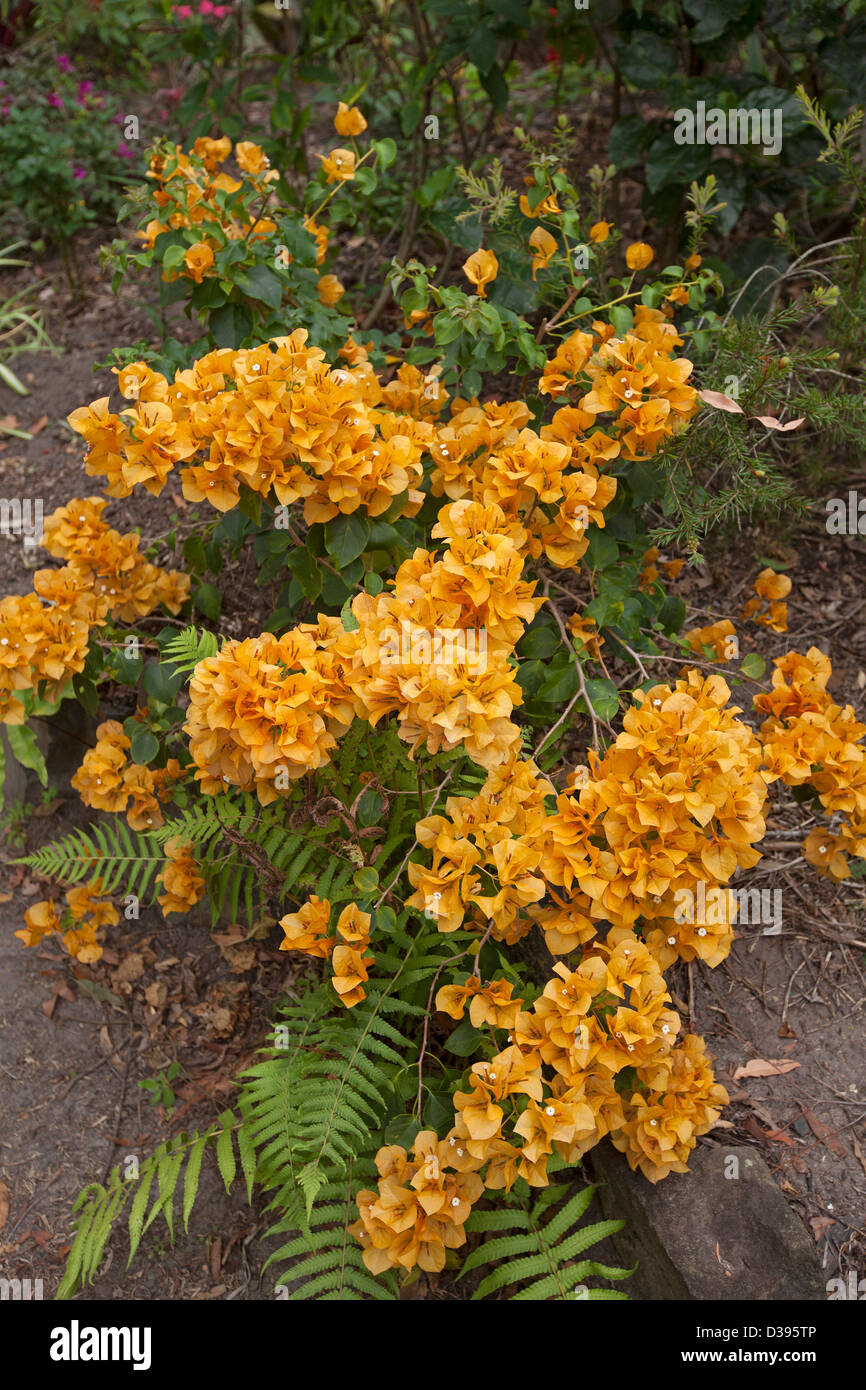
(809, 1215), (836, 1241)
(144, 980), (168, 1012)
(733, 1057), (801, 1080)
(752, 415), (806, 431)
(800, 1107), (846, 1158)
(0, 1181), (9, 1230)
(852, 1133), (866, 1180)
(697, 388), (744, 414)
(111, 952), (145, 988)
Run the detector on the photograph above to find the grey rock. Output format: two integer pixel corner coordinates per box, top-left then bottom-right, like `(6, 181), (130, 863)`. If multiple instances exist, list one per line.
(589, 1140), (827, 1300)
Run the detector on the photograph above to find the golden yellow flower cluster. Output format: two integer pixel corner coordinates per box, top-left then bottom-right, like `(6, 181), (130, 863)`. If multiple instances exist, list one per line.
(157, 837), (206, 915)
(539, 307), (699, 463)
(410, 672), (768, 969)
(185, 618), (354, 802)
(136, 137), (280, 272)
(743, 567), (791, 633)
(433, 960), (725, 1189)
(0, 593), (90, 723)
(755, 647), (866, 879)
(350, 1130), (484, 1274)
(278, 897), (374, 1008)
(16, 880), (119, 963)
(406, 753), (554, 941)
(41, 497), (189, 621)
(425, 391), (618, 570)
(337, 500), (540, 769)
(67, 333), (427, 524)
(685, 618), (738, 662)
(72, 719), (185, 830)
(0, 498), (186, 726)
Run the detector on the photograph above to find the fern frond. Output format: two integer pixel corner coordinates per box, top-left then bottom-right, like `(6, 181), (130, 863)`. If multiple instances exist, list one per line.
(20, 821), (164, 900)
(463, 1178), (631, 1301)
(160, 624), (218, 673)
(57, 1121), (238, 1299)
(265, 1166), (399, 1301)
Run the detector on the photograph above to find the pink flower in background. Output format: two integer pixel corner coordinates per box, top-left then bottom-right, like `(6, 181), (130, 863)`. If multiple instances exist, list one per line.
(156, 87), (184, 105)
(116, 142), (136, 159)
(47, 92), (64, 109)
(1, 104), (10, 118)
(76, 80), (95, 102)
(56, 54), (72, 73)
(173, 4), (193, 15)
(71, 164), (87, 180)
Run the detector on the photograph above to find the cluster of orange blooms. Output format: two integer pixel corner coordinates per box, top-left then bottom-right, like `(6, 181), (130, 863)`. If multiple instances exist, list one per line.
(755, 647), (866, 879)
(71, 719), (185, 831)
(337, 499), (541, 769)
(40, 497), (189, 622)
(743, 567), (791, 633)
(279, 897), (374, 1008)
(409, 670), (768, 970)
(539, 307), (699, 464)
(0, 498), (186, 726)
(350, 672), (769, 1263)
(422, 385), (618, 569)
(183, 498), (542, 793)
(0, 592), (90, 726)
(350, 1130), (484, 1275)
(685, 618), (738, 662)
(136, 136), (281, 278)
(15, 880), (119, 964)
(157, 837), (206, 915)
(353, 952), (726, 1271)
(184, 619), (354, 802)
(67, 333), (428, 525)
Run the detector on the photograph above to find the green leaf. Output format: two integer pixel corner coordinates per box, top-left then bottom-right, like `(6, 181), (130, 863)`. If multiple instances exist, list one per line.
(142, 660), (184, 705)
(657, 594), (686, 635)
(518, 624), (560, 659)
(467, 26), (497, 74)
(587, 528), (619, 569)
(583, 678), (619, 721)
(740, 653), (765, 679)
(7, 724), (47, 787)
(538, 662), (580, 704)
(444, 1018), (484, 1057)
(287, 547), (322, 602)
(340, 593), (360, 632)
(193, 583), (222, 620)
(353, 867), (378, 894)
(324, 513), (369, 568)
(129, 728), (160, 765)
(235, 264), (285, 310)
